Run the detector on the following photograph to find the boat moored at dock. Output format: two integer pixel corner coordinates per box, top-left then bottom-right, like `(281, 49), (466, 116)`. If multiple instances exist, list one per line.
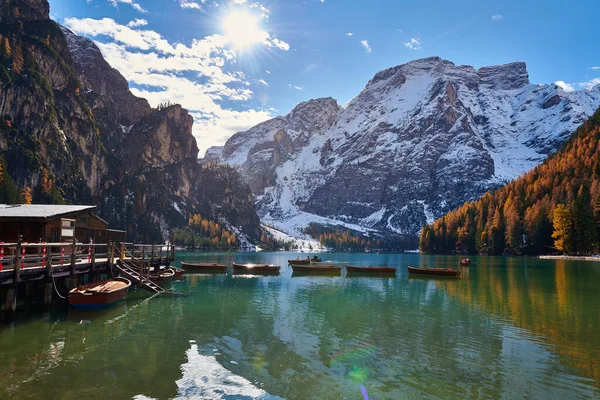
(68, 277), (131, 308)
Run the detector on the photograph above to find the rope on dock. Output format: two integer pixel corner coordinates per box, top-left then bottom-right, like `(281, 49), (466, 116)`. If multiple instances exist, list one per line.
(49, 265), (67, 300)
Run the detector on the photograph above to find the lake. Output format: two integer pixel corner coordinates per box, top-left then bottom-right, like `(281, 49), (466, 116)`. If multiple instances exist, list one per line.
(1, 252), (599, 399)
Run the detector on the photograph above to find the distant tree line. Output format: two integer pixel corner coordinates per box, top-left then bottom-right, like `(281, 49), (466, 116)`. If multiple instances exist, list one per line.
(172, 214), (239, 251)
(420, 108), (600, 255)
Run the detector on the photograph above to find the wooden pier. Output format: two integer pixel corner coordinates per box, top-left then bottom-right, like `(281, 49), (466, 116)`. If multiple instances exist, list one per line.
(0, 237), (175, 316)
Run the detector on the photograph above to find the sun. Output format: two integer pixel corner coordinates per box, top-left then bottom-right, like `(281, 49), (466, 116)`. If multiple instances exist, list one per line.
(222, 10), (265, 49)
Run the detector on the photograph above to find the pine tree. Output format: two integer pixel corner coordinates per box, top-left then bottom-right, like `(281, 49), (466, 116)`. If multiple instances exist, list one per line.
(3, 38), (12, 58)
(552, 204), (573, 253)
(571, 185), (597, 254)
(11, 44), (24, 74)
(594, 197), (600, 251)
(22, 187), (32, 204)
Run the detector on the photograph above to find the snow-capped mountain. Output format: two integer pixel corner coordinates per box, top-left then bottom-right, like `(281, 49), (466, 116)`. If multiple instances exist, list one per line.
(207, 57), (600, 236)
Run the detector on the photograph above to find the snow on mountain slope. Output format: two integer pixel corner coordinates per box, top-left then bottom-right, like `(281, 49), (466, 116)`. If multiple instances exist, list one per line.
(207, 57), (600, 236)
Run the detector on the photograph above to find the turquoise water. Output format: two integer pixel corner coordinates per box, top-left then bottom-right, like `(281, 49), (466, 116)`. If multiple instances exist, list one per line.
(1, 253), (600, 399)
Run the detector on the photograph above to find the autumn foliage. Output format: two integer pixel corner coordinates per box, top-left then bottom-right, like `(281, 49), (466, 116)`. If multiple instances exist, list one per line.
(420, 107), (600, 255)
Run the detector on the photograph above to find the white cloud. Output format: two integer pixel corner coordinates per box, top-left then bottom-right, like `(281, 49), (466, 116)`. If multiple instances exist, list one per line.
(179, 0), (203, 10)
(360, 40), (372, 53)
(288, 84), (303, 90)
(403, 37), (421, 50)
(579, 78), (600, 90)
(590, 66), (600, 70)
(127, 18), (147, 28)
(554, 81), (575, 92)
(345, 32), (353, 36)
(554, 78), (600, 92)
(108, 0), (146, 13)
(491, 14), (503, 21)
(64, 17), (290, 155)
(265, 70), (270, 74)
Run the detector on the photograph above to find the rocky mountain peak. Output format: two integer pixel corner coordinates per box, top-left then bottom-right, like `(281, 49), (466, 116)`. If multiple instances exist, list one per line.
(213, 56), (600, 238)
(477, 62), (529, 90)
(61, 27), (151, 127)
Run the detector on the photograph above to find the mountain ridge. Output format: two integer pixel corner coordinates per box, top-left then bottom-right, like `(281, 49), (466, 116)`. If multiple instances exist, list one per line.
(207, 56), (600, 238)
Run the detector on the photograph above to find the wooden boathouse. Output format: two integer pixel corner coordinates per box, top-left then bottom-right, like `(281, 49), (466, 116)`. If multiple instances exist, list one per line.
(0, 204), (175, 318)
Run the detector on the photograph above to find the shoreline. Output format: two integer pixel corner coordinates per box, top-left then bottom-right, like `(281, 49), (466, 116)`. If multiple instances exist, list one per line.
(539, 255), (600, 261)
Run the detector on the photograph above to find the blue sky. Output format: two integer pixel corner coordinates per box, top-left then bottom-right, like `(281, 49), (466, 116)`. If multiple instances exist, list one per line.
(50, 0), (600, 155)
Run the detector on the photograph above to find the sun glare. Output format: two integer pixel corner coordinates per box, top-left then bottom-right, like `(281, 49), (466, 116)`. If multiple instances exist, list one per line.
(222, 10), (265, 49)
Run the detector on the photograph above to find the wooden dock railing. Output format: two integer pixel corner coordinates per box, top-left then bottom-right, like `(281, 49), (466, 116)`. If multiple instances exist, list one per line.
(0, 237), (174, 284)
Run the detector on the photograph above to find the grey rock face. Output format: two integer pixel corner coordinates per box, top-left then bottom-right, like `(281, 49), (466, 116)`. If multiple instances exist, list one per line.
(211, 57), (600, 236)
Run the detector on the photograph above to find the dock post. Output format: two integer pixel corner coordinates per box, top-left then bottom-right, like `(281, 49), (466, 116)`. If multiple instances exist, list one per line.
(14, 235), (22, 283)
(109, 242), (114, 276)
(44, 242), (53, 306)
(91, 241), (96, 272)
(140, 245), (145, 286)
(120, 242), (125, 260)
(44, 281), (53, 306)
(151, 243), (155, 269)
(5, 287), (17, 315)
(70, 238), (76, 276)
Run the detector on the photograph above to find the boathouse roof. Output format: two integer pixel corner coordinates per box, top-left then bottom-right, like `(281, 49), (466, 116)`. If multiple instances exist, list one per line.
(0, 204), (97, 220)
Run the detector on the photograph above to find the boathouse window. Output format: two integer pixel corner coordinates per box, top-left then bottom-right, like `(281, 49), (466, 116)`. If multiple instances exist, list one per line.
(61, 219), (75, 238)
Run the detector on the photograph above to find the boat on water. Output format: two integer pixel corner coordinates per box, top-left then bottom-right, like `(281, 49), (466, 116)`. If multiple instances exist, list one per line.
(288, 259), (310, 265)
(150, 268), (175, 284)
(180, 262), (228, 272)
(459, 258), (471, 266)
(68, 277), (131, 308)
(345, 265), (396, 275)
(171, 266), (185, 278)
(407, 266), (461, 277)
(232, 263), (280, 273)
(291, 264), (341, 274)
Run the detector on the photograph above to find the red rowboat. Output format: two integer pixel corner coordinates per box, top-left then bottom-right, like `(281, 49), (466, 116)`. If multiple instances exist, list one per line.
(180, 262), (228, 272)
(345, 265), (396, 274)
(232, 263), (280, 273)
(407, 266), (461, 277)
(291, 264), (341, 274)
(68, 277), (131, 308)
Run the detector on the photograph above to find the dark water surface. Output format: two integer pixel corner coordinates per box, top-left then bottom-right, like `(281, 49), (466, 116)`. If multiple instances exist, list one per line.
(1, 253), (600, 399)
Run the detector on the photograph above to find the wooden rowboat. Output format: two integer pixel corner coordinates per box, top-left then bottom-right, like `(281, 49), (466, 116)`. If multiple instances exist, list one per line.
(291, 264), (341, 274)
(407, 266), (461, 277)
(459, 258), (471, 266)
(288, 259), (310, 265)
(180, 262), (228, 272)
(345, 265), (396, 274)
(171, 266), (185, 278)
(68, 277), (131, 308)
(232, 263), (280, 273)
(150, 268), (175, 284)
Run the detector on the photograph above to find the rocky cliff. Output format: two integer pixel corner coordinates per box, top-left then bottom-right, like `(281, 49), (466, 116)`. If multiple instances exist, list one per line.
(0, 0), (261, 242)
(210, 57), (600, 236)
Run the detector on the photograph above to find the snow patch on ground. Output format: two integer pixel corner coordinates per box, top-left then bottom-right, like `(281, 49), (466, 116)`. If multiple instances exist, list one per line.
(263, 225), (327, 252)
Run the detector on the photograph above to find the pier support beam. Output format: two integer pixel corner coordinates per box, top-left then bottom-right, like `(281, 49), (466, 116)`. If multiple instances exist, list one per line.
(44, 281), (53, 306)
(5, 286), (16, 315)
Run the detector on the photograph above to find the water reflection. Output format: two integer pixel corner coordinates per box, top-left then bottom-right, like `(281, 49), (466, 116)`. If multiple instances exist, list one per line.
(0, 253), (599, 399)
